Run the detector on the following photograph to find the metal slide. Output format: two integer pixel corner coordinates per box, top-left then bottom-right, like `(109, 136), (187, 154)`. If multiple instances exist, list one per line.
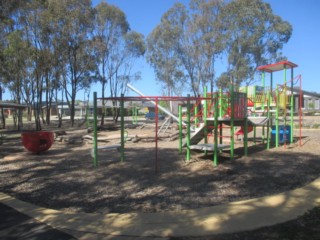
(183, 123), (206, 146)
(182, 120), (216, 146)
(127, 83), (186, 126)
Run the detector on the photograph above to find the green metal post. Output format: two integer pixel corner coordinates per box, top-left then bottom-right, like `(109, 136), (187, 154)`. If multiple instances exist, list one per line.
(262, 72), (265, 144)
(136, 108), (138, 123)
(186, 94), (191, 161)
(276, 86), (279, 147)
(93, 92), (98, 167)
(203, 86), (208, 156)
(290, 67), (294, 143)
(244, 116), (248, 156)
(284, 66), (287, 141)
(244, 85), (248, 156)
(178, 105), (182, 153)
(219, 122), (223, 145)
(253, 86), (256, 144)
(132, 107), (136, 124)
(194, 105), (198, 126)
(213, 92), (219, 166)
(269, 72), (274, 147)
(219, 88), (223, 118)
(267, 72), (271, 150)
(120, 94), (125, 162)
(230, 84), (234, 160)
(219, 88), (223, 145)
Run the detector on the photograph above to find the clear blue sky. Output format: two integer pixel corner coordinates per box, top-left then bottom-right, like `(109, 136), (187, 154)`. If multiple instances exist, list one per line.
(90, 0), (320, 98)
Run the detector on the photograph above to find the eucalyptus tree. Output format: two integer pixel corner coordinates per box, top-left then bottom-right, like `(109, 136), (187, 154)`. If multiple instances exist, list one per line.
(92, 2), (129, 124)
(189, 0), (224, 94)
(147, 0), (223, 97)
(18, 0), (52, 130)
(0, 0), (26, 129)
(46, 0), (95, 126)
(93, 3), (145, 123)
(107, 30), (145, 122)
(146, 10), (185, 97)
(2, 30), (30, 129)
(217, 0), (292, 88)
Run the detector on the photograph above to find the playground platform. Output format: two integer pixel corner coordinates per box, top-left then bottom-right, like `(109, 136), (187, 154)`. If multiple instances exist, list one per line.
(184, 117), (269, 147)
(1, 177), (320, 239)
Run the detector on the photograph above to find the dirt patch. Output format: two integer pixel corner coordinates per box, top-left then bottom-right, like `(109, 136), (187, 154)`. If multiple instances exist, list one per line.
(1, 121), (320, 214)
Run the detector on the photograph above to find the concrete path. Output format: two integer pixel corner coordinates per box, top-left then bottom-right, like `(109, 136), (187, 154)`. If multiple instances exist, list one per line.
(0, 202), (76, 240)
(1, 177), (320, 239)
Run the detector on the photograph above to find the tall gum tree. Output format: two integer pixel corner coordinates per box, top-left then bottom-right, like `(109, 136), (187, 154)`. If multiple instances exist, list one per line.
(147, 0), (223, 97)
(92, 2), (129, 125)
(47, 0), (95, 127)
(107, 30), (145, 122)
(217, 0), (292, 88)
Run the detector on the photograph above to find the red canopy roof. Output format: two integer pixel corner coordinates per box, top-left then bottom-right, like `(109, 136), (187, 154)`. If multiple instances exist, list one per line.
(257, 61), (298, 73)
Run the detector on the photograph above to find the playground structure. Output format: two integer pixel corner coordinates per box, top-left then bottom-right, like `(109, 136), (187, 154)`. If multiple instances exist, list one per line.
(245, 60), (303, 148)
(91, 60), (302, 170)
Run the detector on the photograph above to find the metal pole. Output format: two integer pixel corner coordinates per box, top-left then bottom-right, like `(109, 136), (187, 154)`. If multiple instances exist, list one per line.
(219, 88), (223, 118)
(120, 94), (125, 162)
(244, 115), (248, 156)
(284, 66), (287, 146)
(127, 83), (185, 125)
(276, 86), (279, 147)
(186, 94), (191, 162)
(203, 86), (208, 156)
(194, 105), (198, 126)
(213, 92), (219, 166)
(93, 92), (98, 167)
(253, 85), (256, 144)
(267, 72), (271, 150)
(132, 107), (136, 124)
(155, 97), (159, 173)
(290, 67), (294, 143)
(262, 71), (265, 144)
(299, 75), (302, 146)
(230, 84), (234, 160)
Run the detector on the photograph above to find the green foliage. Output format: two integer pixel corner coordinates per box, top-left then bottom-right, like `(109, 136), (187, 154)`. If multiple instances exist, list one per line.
(218, 0), (292, 87)
(92, 2), (145, 123)
(308, 102), (315, 110)
(147, 0), (292, 94)
(147, 0), (223, 97)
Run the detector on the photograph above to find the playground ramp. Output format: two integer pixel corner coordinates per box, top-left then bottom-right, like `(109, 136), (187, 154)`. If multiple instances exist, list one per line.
(248, 116), (269, 126)
(235, 117), (269, 136)
(189, 143), (230, 151)
(184, 117), (269, 146)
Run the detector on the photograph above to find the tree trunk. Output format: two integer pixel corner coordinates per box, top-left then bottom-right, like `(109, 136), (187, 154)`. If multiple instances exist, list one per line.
(100, 79), (106, 126)
(0, 85), (5, 129)
(0, 108), (5, 129)
(70, 94), (76, 127)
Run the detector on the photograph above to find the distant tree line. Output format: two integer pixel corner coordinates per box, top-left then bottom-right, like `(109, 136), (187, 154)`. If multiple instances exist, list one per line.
(0, 0), (145, 129)
(0, 0), (292, 129)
